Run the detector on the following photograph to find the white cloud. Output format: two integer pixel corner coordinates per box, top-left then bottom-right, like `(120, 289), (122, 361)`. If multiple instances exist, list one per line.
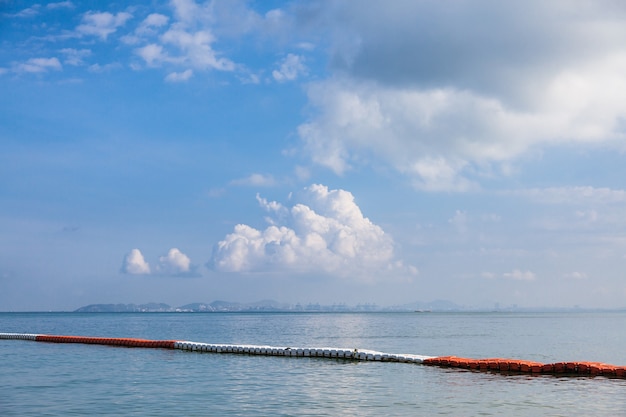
(294, 2), (626, 191)
(170, 0), (203, 24)
(503, 269), (536, 281)
(564, 271), (588, 280)
(121, 249), (150, 275)
(60, 48), (91, 66)
(135, 28), (235, 72)
(88, 62), (121, 73)
(210, 184), (412, 280)
(47, 2), (74, 10)
(6, 5), (41, 18)
(76, 11), (133, 40)
(298, 76), (626, 191)
(517, 186), (626, 205)
(160, 28), (235, 71)
(130, 0), (288, 77)
(575, 209), (598, 223)
(272, 53), (306, 82)
(122, 13), (170, 45)
(294, 166), (311, 181)
(137, 13), (169, 35)
(165, 69), (193, 82)
(121, 248), (195, 276)
(136, 44), (166, 67)
(14, 57), (62, 73)
(156, 248), (191, 275)
(230, 173), (277, 187)
(448, 210), (468, 234)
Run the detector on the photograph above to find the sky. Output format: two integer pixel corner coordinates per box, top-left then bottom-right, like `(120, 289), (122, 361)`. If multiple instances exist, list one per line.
(1, 0), (626, 311)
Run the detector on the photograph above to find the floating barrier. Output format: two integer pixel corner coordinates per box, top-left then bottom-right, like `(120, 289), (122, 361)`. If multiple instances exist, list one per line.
(0, 332), (427, 363)
(1, 333), (624, 378)
(422, 356), (626, 378)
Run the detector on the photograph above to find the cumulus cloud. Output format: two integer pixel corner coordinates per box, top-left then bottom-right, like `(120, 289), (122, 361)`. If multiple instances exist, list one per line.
(122, 13), (169, 45)
(170, 0), (203, 24)
(121, 249), (150, 275)
(76, 11), (133, 40)
(295, 1), (626, 191)
(128, 0), (298, 77)
(137, 13), (169, 35)
(136, 44), (166, 66)
(156, 248), (192, 275)
(134, 29), (235, 72)
(210, 184), (413, 279)
(162, 29), (235, 71)
(121, 248), (196, 276)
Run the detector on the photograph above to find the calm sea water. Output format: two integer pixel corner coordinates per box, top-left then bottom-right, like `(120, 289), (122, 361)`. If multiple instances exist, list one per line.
(1, 311), (625, 416)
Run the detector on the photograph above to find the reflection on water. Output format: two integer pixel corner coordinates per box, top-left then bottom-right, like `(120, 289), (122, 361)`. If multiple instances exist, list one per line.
(1, 312), (626, 416)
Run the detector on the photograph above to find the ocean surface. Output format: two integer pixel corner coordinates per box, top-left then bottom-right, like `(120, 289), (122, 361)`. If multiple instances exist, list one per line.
(1, 311), (625, 416)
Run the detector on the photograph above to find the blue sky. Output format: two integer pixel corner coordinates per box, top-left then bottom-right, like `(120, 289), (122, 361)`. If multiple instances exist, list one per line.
(1, 0), (626, 311)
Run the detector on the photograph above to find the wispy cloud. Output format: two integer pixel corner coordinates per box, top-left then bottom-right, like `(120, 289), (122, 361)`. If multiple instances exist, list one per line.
(60, 48), (91, 66)
(13, 57), (62, 73)
(47, 2), (75, 10)
(273, 53), (306, 82)
(503, 269), (536, 281)
(76, 11), (133, 40)
(5, 5), (41, 18)
(515, 186), (626, 205)
(564, 271), (588, 280)
(230, 173), (277, 187)
(165, 69), (193, 82)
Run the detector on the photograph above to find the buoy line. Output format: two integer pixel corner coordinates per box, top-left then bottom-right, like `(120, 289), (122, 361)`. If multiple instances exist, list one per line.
(2, 332), (625, 378)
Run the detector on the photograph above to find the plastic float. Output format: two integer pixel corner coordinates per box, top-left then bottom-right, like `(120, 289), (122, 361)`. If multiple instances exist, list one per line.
(1, 332), (624, 378)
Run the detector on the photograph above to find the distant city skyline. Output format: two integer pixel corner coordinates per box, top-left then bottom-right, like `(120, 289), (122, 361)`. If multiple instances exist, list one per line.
(2, 1), (626, 311)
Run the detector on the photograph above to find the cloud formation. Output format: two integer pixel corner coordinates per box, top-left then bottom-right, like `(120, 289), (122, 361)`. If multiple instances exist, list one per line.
(503, 270), (537, 281)
(76, 11), (133, 40)
(516, 186), (626, 205)
(122, 248), (195, 276)
(156, 248), (192, 275)
(295, 1), (626, 191)
(121, 249), (150, 275)
(230, 173), (277, 187)
(273, 54), (306, 82)
(165, 69), (193, 82)
(210, 184), (413, 279)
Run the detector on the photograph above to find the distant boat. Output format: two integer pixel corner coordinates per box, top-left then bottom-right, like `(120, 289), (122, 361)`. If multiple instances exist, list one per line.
(414, 309), (432, 313)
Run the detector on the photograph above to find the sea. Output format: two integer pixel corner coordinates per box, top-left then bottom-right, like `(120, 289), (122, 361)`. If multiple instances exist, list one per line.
(1, 311), (625, 416)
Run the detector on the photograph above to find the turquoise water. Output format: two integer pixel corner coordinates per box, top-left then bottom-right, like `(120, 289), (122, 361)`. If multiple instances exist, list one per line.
(1, 312), (626, 416)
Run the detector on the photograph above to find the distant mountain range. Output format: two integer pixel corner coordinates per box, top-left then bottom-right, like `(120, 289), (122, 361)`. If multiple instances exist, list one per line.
(73, 300), (611, 313)
(73, 299), (465, 313)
